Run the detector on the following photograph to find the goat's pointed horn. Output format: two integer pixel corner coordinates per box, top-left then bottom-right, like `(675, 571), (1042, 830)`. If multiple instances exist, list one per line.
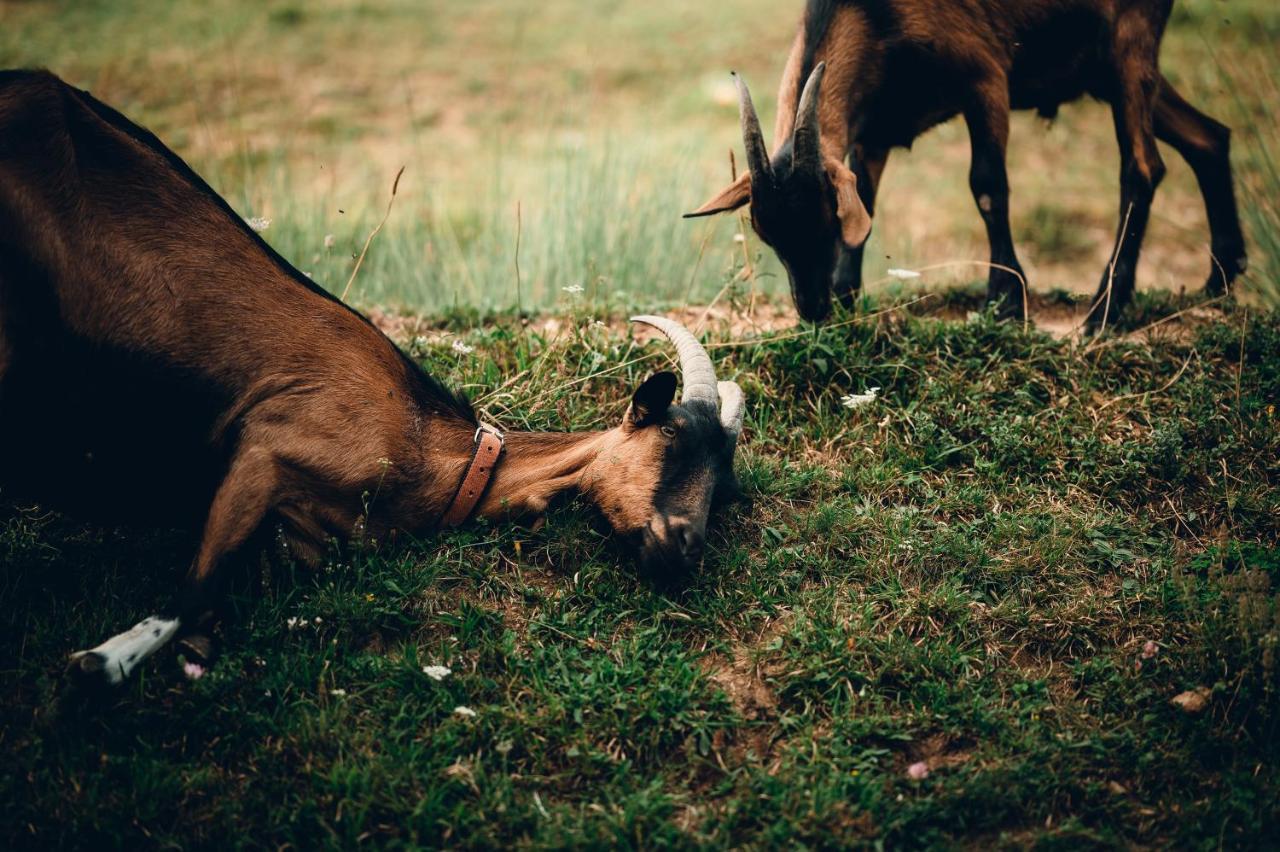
(630, 315), (719, 407)
(717, 380), (745, 442)
(734, 72), (772, 184)
(793, 61), (826, 167)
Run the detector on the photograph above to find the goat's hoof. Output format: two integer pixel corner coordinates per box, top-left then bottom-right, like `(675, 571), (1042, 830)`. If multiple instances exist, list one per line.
(1204, 272), (1241, 299)
(1205, 250), (1247, 294)
(177, 633), (218, 680)
(65, 651), (118, 690)
(985, 292), (1025, 323)
(1082, 317), (1112, 339)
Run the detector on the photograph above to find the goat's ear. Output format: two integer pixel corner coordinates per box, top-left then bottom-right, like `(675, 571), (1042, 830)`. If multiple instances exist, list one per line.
(683, 172), (751, 218)
(826, 160), (872, 248)
(627, 371), (677, 428)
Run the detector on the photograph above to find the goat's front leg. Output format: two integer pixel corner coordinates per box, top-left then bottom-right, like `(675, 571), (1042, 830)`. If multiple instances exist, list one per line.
(1086, 27), (1166, 333)
(833, 145), (889, 311)
(964, 78), (1028, 321)
(67, 446), (279, 689)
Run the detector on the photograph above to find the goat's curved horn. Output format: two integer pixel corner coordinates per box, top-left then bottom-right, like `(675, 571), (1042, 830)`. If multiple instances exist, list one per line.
(630, 315), (719, 407)
(734, 72), (772, 184)
(717, 380), (745, 442)
(793, 61), (826, 167)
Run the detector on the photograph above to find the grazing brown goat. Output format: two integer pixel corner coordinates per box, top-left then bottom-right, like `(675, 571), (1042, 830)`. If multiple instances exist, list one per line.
(687, 0), (1246, 330)
(0, 70), (746, 688)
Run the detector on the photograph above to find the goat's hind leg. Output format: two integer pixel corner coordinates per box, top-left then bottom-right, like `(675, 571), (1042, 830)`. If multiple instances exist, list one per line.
(1153, 77), (1247, 295)
(67, 446), (279, 689)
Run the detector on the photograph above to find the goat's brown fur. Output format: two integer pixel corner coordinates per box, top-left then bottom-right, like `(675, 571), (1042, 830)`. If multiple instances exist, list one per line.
(693, 0), (1246, 329)
(0, 70), (738, 687)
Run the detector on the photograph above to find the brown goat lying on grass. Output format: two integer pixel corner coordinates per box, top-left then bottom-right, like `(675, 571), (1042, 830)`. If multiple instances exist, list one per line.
(0, 70), (746, 689)
(688, 0), (1246, 331)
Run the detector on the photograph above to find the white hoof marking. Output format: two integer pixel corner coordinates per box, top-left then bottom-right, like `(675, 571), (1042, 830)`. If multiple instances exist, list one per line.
(70, 616), (180, 685)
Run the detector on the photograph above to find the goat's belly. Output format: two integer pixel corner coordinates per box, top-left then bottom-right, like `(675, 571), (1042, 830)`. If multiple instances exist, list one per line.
(856, 44), (967, 150)
(1008, 7), (1111, 113)
(0, 340), (229, 525)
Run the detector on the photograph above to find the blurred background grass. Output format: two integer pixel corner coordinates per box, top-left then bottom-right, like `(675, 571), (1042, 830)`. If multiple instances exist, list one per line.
(1, 0), (1277, 313)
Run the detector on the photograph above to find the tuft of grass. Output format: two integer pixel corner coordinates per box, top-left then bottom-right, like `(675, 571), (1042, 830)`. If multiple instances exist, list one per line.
(3, 296), (1278, 849)
(1234, 74), (1280, 309)
(249, 142), (781, 315)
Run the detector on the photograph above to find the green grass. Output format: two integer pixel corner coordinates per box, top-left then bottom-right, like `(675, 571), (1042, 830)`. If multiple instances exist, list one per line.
(3, 0), (1280, 846)
(3, 300), (1278, 849)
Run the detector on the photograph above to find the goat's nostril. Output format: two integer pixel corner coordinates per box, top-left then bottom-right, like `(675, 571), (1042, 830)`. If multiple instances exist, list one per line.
(676, 526), (705, 558)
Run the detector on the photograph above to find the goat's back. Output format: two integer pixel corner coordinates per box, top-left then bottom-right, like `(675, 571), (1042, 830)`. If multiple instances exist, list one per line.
(0, 71), (444, 523)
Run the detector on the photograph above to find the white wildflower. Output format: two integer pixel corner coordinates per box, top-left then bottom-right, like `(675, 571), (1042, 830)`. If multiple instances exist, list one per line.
(842, 387), (881, 409)
(323, 233), (336, 249)
(562, 284), (585, 295)
(451, 339), (474, 355)
(422, 664), (452, 681)
(907, 761), (930, 780)
(453, 705), (477, 718)
(245, 216), (271, 232)
(330, 689), (348, 697)
(887, 268), (920, 280)
(286, 616), (303, 630)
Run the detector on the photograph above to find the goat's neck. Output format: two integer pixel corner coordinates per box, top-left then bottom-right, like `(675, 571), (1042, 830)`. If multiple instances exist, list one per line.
(472, 428), (617, 521)
(773, 40), (857, 161)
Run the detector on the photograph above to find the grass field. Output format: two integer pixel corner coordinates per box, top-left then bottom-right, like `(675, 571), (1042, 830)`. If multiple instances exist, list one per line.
(1, 0), (1278, 311)
(2, 0), (1280, 849)
(4, 302), (1279, 848)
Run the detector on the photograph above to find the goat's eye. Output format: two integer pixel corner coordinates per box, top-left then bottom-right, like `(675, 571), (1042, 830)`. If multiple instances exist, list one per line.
(660, 425), (677, 439)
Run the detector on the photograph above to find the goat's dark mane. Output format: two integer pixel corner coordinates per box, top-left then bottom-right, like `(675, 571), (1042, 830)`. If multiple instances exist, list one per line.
(799, 1), (896, 100)
(16, 69), (475, 425)
(800, 1), (840, 95)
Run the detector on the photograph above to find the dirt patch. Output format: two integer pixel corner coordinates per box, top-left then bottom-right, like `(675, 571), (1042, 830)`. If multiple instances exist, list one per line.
(914, 288), (1230, 343)
(703, 616), (789, 719)
(699, 615), (792, 771)
(365, 307), (449, 345)
(904, 732), (976, 773)
(708, 654), (778, 722)
(368, 287), (1229, 353)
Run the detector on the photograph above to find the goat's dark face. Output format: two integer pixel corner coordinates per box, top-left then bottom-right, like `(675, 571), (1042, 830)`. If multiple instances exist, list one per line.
(749, 145), (849, 322)
(685, 65), (871, 324)
(583, 372), (742, 581)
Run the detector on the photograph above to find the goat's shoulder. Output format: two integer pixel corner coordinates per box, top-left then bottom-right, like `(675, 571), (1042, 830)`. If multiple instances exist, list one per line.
(0, 69), (81, 163)
(0, 68), (70, 115)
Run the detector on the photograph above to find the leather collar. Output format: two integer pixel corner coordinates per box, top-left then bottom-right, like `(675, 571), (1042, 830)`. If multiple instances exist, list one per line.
(441, 423), (505, 528)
